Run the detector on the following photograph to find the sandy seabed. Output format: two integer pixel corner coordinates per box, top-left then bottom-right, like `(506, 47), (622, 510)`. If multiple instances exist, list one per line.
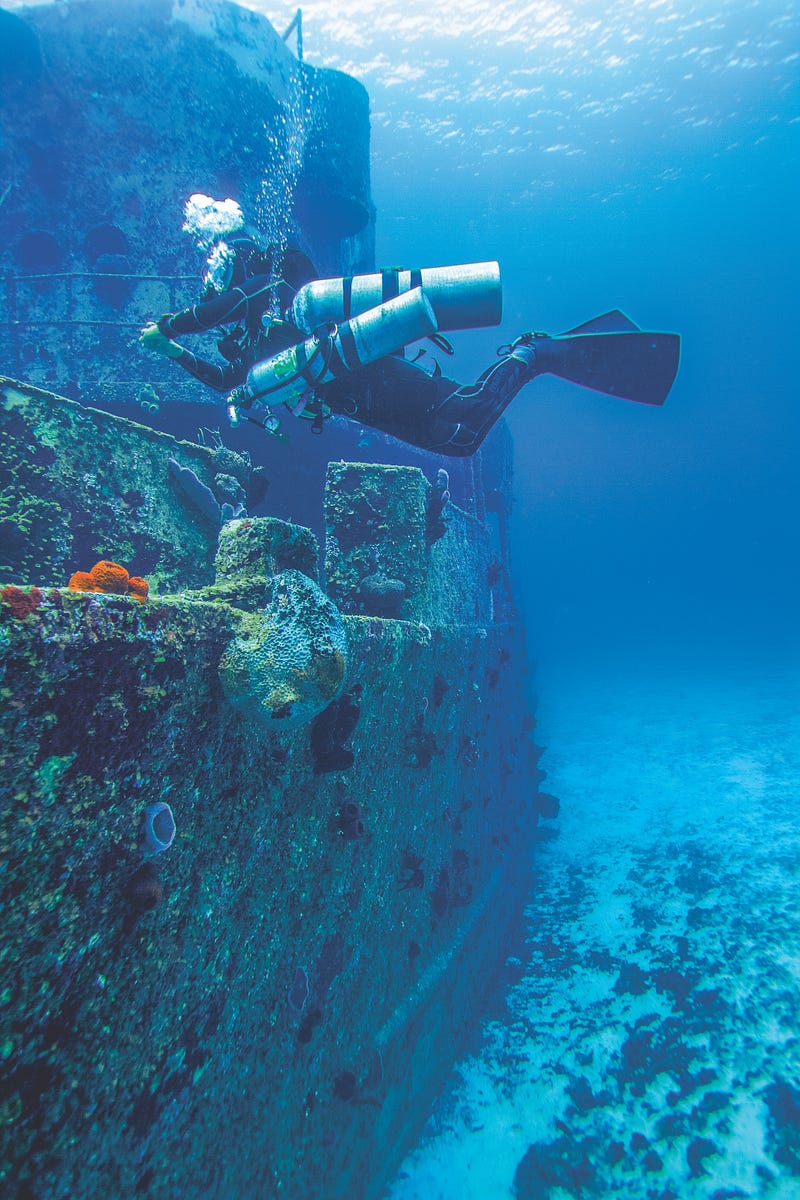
(387, 651), (800, 1199)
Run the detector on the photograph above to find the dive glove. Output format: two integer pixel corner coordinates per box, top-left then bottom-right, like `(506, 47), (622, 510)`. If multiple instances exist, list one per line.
(139, 322), (184, 359)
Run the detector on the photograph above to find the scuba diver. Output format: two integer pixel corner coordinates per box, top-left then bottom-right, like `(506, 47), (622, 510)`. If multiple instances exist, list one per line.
(140, 194), (680, 456)
(140, 194), (318, 393)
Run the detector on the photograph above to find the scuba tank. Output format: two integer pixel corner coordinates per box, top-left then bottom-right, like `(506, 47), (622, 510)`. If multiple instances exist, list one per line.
(227, 287), (438, 431)
(291, 262), (502, 334)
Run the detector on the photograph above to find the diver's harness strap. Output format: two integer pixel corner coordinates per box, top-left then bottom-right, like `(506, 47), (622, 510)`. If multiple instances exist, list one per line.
(338, 268), (423, 318)
(332, 322), (360, 374)
(227, 325), (336, 439)
(226, 280), (456, 440)
(338, 269), (451, 358)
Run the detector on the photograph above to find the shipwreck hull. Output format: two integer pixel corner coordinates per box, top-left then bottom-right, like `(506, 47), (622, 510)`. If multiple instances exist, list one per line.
(1, 3), (538, 1191)
(0, 0), (374, 407)
(0, 381), (541, 1200)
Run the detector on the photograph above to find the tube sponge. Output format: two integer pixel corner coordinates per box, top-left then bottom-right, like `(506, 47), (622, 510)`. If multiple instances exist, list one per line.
(142, 801), (176, 857)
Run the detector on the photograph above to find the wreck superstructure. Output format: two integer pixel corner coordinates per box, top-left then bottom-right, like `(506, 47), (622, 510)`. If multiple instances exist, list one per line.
(0, 0), (373, 400)
(0, 4), (542, 1198)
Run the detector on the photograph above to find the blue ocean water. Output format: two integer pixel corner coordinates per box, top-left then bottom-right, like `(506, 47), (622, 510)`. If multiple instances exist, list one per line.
(4, 0), (794, 1193)
(386, 655), (800, 1197)
(260, 0), (800, 1194)
(265, 0), (799, 666)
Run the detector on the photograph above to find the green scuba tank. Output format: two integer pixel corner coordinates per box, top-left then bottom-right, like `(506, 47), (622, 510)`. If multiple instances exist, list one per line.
(236, 286), (438, 412)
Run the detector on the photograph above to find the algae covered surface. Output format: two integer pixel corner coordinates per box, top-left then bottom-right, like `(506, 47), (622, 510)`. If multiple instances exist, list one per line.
(0, 359), (537, 1200)
(0, 378), (220, 592)
(0, 6), (539, 1197)
(0, 577), (537, 1199)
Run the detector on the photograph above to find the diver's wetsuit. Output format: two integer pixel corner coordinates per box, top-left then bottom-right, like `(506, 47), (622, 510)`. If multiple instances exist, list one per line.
(160, 237), (318, 393)
(161, 238), (532, 456)
(321, 353), (532, 456)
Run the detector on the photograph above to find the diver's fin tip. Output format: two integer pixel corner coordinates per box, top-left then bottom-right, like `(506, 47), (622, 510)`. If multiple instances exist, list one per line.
(536, 328), (681, 406)
(562, 310), (641, 336)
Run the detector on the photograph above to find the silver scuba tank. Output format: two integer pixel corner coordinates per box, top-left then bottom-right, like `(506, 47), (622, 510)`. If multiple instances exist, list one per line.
(291, 261), (502, 334)
(241, 286), (438, 408)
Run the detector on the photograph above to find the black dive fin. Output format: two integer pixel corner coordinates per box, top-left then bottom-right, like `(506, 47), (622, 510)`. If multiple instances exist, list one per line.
(563, 310), (641, 335)
(534, 329), (680, 406)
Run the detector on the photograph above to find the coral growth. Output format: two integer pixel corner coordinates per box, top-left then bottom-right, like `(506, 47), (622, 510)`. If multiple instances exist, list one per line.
(358, 572), (407, 618)
(89, 560), (130, 593)
(68, 571), (95, 592)
(0, 584), (43, 619)
(68, 561), (149, 602)
(127, 576), (149, 603)
(219, 569), (347, 727)
(0, 486), (64, 582)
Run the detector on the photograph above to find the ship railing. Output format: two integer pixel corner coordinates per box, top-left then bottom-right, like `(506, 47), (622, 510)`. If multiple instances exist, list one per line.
(0, 268), (211, 408)
(282, 8), (303, 60)
(2, 269), (198, 328)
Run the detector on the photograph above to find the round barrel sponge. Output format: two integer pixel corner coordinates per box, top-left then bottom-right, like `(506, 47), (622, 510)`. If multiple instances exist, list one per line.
(219, 570), (348, 727)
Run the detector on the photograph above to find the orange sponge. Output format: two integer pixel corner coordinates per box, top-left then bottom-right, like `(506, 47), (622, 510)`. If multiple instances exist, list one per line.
(68, 561), (149, 602)
(89, 560), (130, 594)
(127, 576), (149, 603)
(68, 571), (96, 592)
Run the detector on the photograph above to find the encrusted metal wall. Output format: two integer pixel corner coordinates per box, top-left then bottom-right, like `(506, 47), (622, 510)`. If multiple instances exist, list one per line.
(0, 8), (536, 1193)
(0, 394), (542, 1200)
